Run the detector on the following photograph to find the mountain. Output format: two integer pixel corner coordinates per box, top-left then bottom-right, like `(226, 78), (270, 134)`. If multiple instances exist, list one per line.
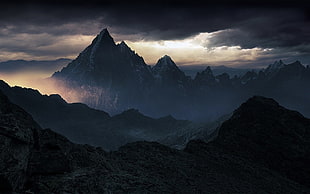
(179, 65), (255, 78)
(192, 96), (310, 187)
(264, 60), (285, 75)
(0, 58), (71, 73)
(52, 29), (154, 113)
(152, 55), (190, 87)
(0, 79), (195, 150)
(0, 90), (109, 192)
(194, 66), (217, 88)
(265, 60), (309, 82)
(1, 92), (309, 193)
(53, 29), (153, 87)
(50, 28), (310, 121)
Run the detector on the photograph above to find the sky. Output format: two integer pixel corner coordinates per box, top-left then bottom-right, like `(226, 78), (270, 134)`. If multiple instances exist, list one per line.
(0, 1), (309, 69)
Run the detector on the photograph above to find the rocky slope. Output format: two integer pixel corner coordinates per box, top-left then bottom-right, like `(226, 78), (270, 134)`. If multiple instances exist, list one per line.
(52, 29), (154, 113)
(1, 91), (309, 193)
(0, 80), (195, 150)
(204, 96), (310, 187)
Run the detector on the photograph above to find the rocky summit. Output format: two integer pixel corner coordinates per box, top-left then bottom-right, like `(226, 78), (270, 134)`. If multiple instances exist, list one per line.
(0, 89), (309, 193)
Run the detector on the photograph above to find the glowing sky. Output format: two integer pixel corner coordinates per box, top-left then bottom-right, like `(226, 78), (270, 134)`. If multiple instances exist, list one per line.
(0, 1), (309, 68)
(124, 31), (274, 67)
(0, 0), (308, 101)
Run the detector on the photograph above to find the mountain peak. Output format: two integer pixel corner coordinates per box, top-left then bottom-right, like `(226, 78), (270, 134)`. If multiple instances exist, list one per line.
(271, 60), (285, 68)
(242, 95), (280, 108)
(152, 55), (187, 84)
(120, 40), (126, 45)
(118, 40), (132, 52)
(153, 55), (180, 73)
(97, 28), (114, 40)
(213, 95), (310, 186)
(202, 66), (213, 75)
(194, 66), (216, 84)
(155, 55), (177, 68)
(162, 54), (171, 59)
(92, 28), (114, 45)
(291, 60), (302, 66)
(232, 96), (282, 118)
(264, 60), (285, 74)
(100, 28), (108, 34)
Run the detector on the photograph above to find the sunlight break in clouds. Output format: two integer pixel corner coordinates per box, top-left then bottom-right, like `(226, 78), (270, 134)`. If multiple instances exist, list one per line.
(125, 30), (271, 66)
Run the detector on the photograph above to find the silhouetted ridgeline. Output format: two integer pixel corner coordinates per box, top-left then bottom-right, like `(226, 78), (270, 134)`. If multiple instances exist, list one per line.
(0, 90), (309, 193)
(0, 80), (205, 150)
(52, 29), (310, 121)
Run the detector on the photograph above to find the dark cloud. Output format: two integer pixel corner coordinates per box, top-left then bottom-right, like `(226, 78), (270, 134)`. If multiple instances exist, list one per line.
(206, 11), (310, 49)
(0, 1), (309, 64)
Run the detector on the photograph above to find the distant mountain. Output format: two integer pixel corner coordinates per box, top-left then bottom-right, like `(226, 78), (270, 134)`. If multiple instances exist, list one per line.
(179, 65), (256, 78)
(0, 79), (196, 150)
(194, 66), (217, 88)
(1, 91), (309, 193)
(152, 55), (190, 87)
(0, 58), (71, 73)
(50, 28), (310, 121)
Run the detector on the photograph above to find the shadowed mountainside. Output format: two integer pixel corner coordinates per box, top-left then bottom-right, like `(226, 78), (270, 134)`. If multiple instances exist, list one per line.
(0, 91), (309, 193)
(50, 29), (310, 121)
(0, 80), (201, 150)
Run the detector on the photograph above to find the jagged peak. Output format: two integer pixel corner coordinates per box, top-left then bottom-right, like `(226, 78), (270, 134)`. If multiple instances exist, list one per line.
(90, 28), (115, 47)
(86, 28), (116, 69)
(152, 55), (180, 73)
(156, 55), (176, 67)
(118, 40), (132, 51)
(290, 60), (303, 66)
(202, 66), (213, 75)
(162, 54), (171, 59)
(194, 66), (215, 81)
(158, 55), (175, 65)
(98, 28), (111, 38)
(268, 60), (285, 69)
(120, 40), (127, 46)
(277, 59), (284, 64)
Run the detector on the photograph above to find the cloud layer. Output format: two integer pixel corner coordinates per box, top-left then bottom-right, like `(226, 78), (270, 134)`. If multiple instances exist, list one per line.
(0, 1), (309, 66)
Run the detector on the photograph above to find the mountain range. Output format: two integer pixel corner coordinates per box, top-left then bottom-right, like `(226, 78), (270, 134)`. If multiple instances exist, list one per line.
(1, 89), (309, 193)
(0, 80), (214, 150)
(179, 64), (256, 78)
(0, 58), (70, 73)
(51, 29), (310, 121)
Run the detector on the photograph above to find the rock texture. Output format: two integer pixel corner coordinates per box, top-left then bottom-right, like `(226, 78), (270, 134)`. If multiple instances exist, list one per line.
(0, 92), (309, 193)
(205, 96), (310, 187)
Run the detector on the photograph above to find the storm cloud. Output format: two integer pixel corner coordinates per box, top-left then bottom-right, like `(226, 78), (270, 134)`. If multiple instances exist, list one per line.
(0, 1), (309, 65)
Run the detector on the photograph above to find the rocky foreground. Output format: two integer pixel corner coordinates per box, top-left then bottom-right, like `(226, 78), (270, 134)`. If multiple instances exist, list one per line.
(0, 90), (309, 193)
